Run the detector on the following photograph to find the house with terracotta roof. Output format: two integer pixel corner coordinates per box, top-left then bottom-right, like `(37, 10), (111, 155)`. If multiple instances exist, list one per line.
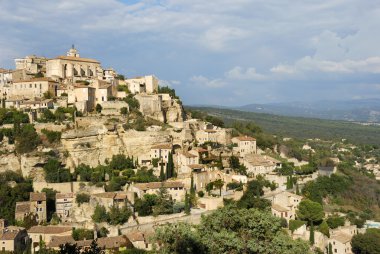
(232, 136), (257, 157)
(129, 182), (185, 202)
(0, 219), (28, 253)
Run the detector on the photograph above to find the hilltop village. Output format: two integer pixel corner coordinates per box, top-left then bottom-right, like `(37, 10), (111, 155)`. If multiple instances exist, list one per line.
(0, 47), (379, 254)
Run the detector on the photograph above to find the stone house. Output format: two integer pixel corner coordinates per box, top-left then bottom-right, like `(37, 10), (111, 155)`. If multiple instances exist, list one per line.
(55, 193), (74, 220)
(28, 226), (72, 252)
(15, 192), (47, 223)
(0, 220), (28, 253)
(126, 75), (158, 94)
(231, 136), (257, 157)
(9, 77), (59, 99)
(242, 154), (282, 176)
(195, 128), (232, 145)
(47, 235), (132, 253)
(90, 79), (114, 104)
(269, 191), (303, 222)
(126, 231), (151, 250)
(328, 225), (358, 254)
(129, 182), (185, 202)
(67, 84), (96, 112)
(15, 55), (47, 74)
(150, 143), (173, 165)
(90, 192), (135, 210)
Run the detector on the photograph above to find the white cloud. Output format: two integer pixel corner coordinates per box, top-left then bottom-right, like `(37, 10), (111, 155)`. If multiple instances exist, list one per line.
(190, 75), (226, 88)
(271, 56), (380, 75)
(225, 66), (266, 80)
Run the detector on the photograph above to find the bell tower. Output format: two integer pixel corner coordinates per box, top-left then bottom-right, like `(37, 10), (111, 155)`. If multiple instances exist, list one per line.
(67, 44), (80, 57)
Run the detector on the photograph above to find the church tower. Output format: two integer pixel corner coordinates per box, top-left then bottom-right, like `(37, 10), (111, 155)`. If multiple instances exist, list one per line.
(67, 44), (80, 57)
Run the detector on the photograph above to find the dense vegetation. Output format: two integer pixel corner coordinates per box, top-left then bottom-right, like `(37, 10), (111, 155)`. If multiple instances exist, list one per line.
(187, 106), (380, 146)
(152, 206), (312, 254)
(0, 171), (33, 224)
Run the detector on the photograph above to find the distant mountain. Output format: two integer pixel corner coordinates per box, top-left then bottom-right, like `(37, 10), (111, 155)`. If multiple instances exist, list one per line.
(235, 99), (380, 123)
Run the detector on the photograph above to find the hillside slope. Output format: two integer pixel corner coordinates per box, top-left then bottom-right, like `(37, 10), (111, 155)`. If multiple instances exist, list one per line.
(187, 106), (380, 145)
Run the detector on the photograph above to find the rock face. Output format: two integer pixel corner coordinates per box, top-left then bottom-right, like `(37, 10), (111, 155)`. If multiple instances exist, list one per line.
(0, 153), (20, 173)
(61, 124), (172, 169)
(135, 94), (185, 123)
(164, 99), (185, 123)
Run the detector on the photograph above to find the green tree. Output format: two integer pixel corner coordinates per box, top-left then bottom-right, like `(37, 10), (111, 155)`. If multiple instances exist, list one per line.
(159, 163), (165, 181)
(296, 199), (324, 225)
(351, 228), (380, 254)
(184, 191), (190, 215)
(328, 243), (333, 254)
(108, 205), (132, 225)
(318, 220), (330, 237)
(43, 159), (71, 183)
(213, 179), (224, 196)
(58, 242), (81, 254)
(153, 206), (312, 254)
(92, 205), (108, 223)
(134, 194), (158, 216)
(41, 188), (58, 221)
(72, 228), (94, 241)
(15, 124), (41, 154)
(152, 187), (174, 216)
(166, 152), (174, 179)
(205, 182), (214, 195)
(326, 215), (345, 229)
(309, 223), (315, 245)
(120, 107), (129, 116)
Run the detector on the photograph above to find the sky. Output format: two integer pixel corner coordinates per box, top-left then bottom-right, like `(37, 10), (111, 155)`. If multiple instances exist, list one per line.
(1, 0), (380, 106)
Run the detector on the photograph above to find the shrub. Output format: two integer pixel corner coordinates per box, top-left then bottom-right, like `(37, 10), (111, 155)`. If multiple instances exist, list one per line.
(289, 220), (306, 232)
(72, 228), (94, 241)
(76, 193), (90, 205)
(41, 129), (61, 143)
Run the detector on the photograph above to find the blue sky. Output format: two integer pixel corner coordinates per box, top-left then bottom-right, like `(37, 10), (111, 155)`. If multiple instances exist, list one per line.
(1, 0), (380, 106)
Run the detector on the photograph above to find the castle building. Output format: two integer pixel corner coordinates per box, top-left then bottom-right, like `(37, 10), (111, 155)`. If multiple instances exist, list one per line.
(46, 46), (103, 81)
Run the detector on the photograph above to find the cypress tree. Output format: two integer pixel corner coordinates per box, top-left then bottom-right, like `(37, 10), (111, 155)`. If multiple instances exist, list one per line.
(166, 152), (172, 179)
(296, 183), (300, 195)
(310, 222), (315, 245)
(160, 162), (165, 181)
(289, 175), (294, 189)
(328, 243), (333, 254)
(184, 191), (190, 215)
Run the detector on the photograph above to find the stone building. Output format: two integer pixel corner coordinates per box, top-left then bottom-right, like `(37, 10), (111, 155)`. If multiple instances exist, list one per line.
(0, 220), (28, 253)
(195, 128), (232, 145)
(55, 193), (74, 219)
(126, 75), (158, 94)
(242, 154), (282, 176)
(14, 55), (47, 74)
(231, 136), (257, 157)
(67, 84), (96, 112)
(268, 191), (303, 222)
(129, 182), (185, 202)
(90, 192), (135, 210)
(9, 77), (59, 99)
(150, 143), (173, 165)
(46, 46), (102, 82)
(15, 192), (47, 223)
(28, 226), (72, 251)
